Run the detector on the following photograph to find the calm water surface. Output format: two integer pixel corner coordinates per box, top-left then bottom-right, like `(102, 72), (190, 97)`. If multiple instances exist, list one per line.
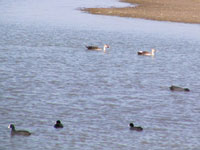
(0, 0), (200, 150)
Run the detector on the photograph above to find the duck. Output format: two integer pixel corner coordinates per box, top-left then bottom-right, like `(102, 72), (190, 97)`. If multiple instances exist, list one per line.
(8, 124), (31, 136)
(138, 49), (156, 56)
(86, 44), (109, 53)
(129, 123), (143, 131)
(169, 85), (190, 92)
(54, 120), (64, 128)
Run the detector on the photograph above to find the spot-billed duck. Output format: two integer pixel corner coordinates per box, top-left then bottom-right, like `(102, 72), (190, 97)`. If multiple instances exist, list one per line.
(138, 49), (156, 56)
(86, 44), (109, 53)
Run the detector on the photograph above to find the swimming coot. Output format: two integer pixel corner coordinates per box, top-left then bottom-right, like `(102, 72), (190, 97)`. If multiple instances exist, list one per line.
(129, 123), (143, 131)
(170, 85), (190, 92)
(54, 120), (63, 128)
(8, 124), (31, 136)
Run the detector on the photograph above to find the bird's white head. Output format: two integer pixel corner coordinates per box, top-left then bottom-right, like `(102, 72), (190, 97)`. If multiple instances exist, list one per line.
(103, 44), (109, 53)
(104, 44), (109, 48)
(151, 49), (156, 55)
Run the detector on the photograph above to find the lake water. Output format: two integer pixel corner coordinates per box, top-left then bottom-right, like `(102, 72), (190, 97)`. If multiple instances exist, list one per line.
(0, 0), (200, 150)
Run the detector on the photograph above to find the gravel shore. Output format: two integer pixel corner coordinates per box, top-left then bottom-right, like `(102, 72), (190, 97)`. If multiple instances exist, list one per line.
(83, 0), (200, 24)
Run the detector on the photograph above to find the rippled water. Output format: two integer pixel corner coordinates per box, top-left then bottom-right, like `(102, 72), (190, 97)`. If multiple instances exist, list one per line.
(0, 0), (200, 150)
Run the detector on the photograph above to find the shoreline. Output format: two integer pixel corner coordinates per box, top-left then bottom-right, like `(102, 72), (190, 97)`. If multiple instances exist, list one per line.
(83, 0), (200, 24)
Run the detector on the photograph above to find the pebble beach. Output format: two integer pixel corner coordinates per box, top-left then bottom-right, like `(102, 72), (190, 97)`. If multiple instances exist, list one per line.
(83, 0), (200, 24)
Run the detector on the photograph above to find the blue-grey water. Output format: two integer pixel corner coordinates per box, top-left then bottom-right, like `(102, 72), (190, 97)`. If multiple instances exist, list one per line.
(0, 0), (200, 149)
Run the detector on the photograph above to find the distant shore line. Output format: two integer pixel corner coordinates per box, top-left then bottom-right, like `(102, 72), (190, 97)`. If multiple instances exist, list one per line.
(82, 0), (200, 24)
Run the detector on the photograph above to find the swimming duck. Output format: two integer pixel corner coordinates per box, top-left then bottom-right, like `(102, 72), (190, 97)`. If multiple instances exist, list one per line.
(129, 123), (143, 131)
(138, 49), (156, 56)
(8, 124), (31, 136)
(86, 44), (109, 53)
(170, 85), (190, 92)
(54, 120), (64, 128)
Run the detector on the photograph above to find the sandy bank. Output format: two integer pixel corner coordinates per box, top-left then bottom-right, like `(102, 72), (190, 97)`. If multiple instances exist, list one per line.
(83, 0), (200, 24)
